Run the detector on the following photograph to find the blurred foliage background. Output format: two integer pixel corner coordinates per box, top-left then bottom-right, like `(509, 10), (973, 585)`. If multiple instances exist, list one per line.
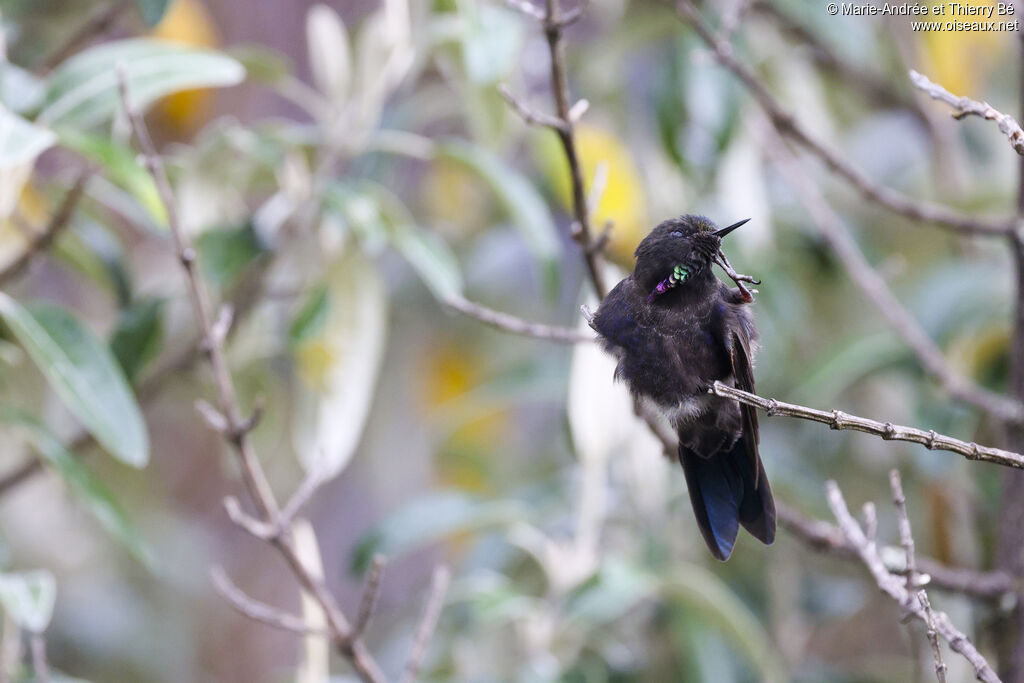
(0, 0), (1019, 681)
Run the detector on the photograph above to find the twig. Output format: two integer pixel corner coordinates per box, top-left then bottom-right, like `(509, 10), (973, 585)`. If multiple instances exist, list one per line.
(118, 70), (388, 683)
(498, 85), (567, 131)
(279, 461), (329, 531)
(710, 381), (1024, 469)
(528, 0), (608, 296)
(211, 567), (328, 637)
(672, 0), (1013, 236)
(891, 470), (948, 683)
(776, 503), (1014, 600)
(910, 71), (1024, 157)
(29, 633), (48, 683)
(826, 480), (999, 683)
(444, 294), (592, 343)
(766, 138), (1024, 423)
(353, 556), (387, 640)
(751, 1), (921, 116)
(0, 170), (92, 285)
(41, 0), (132, 70)
(401, 566), (451, 683)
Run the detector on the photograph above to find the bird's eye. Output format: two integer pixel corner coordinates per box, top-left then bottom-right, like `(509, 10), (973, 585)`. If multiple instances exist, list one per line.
(670, 230), (684, 237)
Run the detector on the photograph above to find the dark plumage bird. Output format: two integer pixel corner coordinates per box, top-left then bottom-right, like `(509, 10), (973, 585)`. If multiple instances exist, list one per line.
(592, 214), (775, 560)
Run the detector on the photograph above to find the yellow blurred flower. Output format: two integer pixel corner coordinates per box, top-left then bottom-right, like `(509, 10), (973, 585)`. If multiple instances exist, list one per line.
(917, 0), (1010, 97)
(0, 184), (51, 272)
(421, 343), (506, 492)
(534, 123), (648, 265)
(150, 0), (221, 135)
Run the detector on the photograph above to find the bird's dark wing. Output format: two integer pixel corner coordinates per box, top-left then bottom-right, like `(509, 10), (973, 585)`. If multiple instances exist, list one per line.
(728, 323), (775, 545)
(730, 326), (759, 483)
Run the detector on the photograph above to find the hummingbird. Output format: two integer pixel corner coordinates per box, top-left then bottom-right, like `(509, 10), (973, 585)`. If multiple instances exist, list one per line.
(591, 215), (775, 560)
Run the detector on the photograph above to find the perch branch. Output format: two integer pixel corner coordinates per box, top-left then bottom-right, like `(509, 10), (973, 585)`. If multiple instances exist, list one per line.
(910, 70), (1024, 156)
(118, 70), (388, 683)
(444, 294), (592, 343)
(826, 480), (999, 683)
(672, 0), (1013, 236)
(890, 470), (947, 683)
(767, 138), (1024, 422)
(711, 381), (1024, 469)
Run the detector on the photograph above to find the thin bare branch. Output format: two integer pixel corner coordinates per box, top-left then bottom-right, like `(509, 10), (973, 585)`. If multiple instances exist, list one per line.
(536, 0), (608, 295)
(0, 169), (92, 285)
(498, 85), (567, 131)
(445, 294), (592, 343)
(776, 503), (1015, 600)
(710, 381), (1024, 469)
(672, 0), (1013, 236)
(911, 70), (1024, 156)
(212, 567), (328, 636)
(41, 0), (131, 70)
(826, 480), (999, 683)
(401, 566), (451, 683)
(767, 138), (1024, 423)
(891, 470), (947, 683)
(353, 556), (387, 640)
(118, 70), (388, 683)
(279, 462), (329, 531)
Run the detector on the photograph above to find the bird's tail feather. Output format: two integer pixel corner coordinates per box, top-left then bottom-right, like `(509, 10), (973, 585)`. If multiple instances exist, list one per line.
(678, 435), (775, 561)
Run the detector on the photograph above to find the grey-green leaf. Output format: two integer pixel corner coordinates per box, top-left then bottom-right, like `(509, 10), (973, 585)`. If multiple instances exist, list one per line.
(0, 294), (149, 467)
(0, 106), (55, 168)
(437, 139), (561, 293)
(136, 0), (172, 26)
(39, 39), (245, 128)
(0, 408), (153, 567)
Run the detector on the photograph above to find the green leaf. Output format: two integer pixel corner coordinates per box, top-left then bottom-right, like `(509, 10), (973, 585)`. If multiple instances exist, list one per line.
(0, 107), (55, 169)
(458, 5), (524, 85)
(0, 62), (46, 115)
(437, 139), (560, 293)
(136, 0), (172, 26)
(56, 127), (165, 225)
(292, 252), (386, 481)
(110, 298), (165, 383)
(39, 39), (246, 128)
(289, 285), (328, 346)
(351, 491), (525, 573)
(0, 570), (55, 632)
(0, 408), (152, 567)
(227, 45), (292, 85)
(195, 222), (265, 287)
(664, 564), (787, 683)
(389, 224), (463, 300)
(0, 295), (149, 467)
(566, 559), (656, 625)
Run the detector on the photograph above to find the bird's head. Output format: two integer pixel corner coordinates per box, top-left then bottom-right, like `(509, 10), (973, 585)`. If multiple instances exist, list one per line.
(633, 215), (750, 304)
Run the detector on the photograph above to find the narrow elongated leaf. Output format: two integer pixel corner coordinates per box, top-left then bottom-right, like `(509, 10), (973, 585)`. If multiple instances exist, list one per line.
(137, 0), (172, 26)
(56, 127), (165, 225)
(665, 564), (787, 683)
(39, 39), (245, 128)
(306, 4), (351, 105)
(291, 251), (386, 480)
(0, 107), (55, 168)
(0, 107), (55, 224)
(0, 295), (149, 467)
(0, 408), (152, 567)
(351, 491), (526, 573)
(0, 570), (55, 632)
(109, 298), (165, 383)
(389, 224), (463, 300)
(437, 140), (561, 292)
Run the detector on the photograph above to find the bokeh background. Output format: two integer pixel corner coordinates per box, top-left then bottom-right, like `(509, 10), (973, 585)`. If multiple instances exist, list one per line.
(0, 0), (1021, 680)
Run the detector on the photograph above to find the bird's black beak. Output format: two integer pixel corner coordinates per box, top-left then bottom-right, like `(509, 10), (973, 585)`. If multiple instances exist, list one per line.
(713, 218), (750, 238)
